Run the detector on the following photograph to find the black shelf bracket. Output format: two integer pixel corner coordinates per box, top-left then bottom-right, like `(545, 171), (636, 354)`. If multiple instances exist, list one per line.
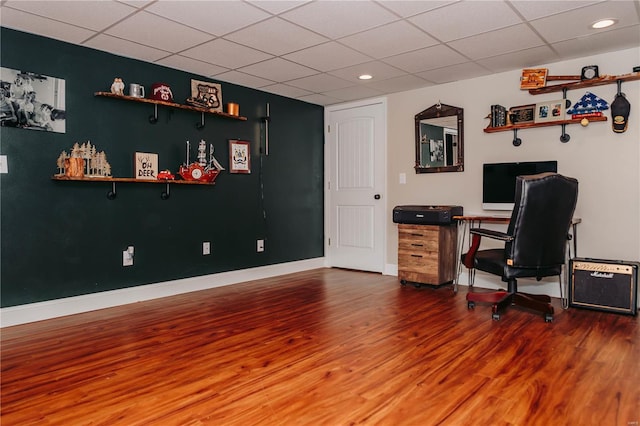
(196, 112), (205, 130)
(149, 104), (158, 124)
(512, 128), (522, 146)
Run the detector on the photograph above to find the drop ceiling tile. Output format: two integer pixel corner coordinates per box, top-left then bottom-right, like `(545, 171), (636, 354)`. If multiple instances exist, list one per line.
(225, 17), (328, 56)
(238, 57), (318, 82)
(146, 1), (271, 37)
(155, 54), (229, 77)
(280, 1), (398, 39)
(84, 33), (171, 63)
(448, 24), (545, 60)
(477, 46), (559, 73)
(510, 0), (604, 20)
(297, 92), (344, 105)
(381, 44), (468, 74)
(118, 1), (154, 8)
(377, 1), (458, 18)
(105, 11), (213, 52)
(285, 73), (354, 92)
(409, 1), (522, 42)
(551, 25), (640, 59)
(328, 61), (406, 83)
(0, 7), (96, 44)
(416, 62), (491, 84)
(259, 83), (314, 99)
(339, 20), (438, 59)
(247, 0), (312, 15)
(214, 71), (276, 89)
(4, 1), (135, 31)
(530, 1), (640, 43)
(283, 42), (371, 72)
(181, 39), (273, 69)
(323, 85), (385, 102)
(367, 74), (433, 94)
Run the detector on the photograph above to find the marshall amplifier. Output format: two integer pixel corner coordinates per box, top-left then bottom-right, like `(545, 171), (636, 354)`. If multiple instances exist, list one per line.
(393, 205), (463, 225)
(570, 258), (638, 315)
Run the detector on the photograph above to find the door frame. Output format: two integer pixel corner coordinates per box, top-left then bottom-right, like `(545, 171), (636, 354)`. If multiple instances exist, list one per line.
(324, 97), (388, 273)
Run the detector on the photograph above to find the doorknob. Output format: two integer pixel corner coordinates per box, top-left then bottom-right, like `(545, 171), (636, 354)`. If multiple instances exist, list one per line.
(374, 194), (381, 200)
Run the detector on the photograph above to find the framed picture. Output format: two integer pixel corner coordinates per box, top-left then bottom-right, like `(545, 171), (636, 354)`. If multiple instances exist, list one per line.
(509, 104), (535, 124)
(534, 99), (565, 123)
(1, 67), (66, 133)
(229, 140), (250, 174)
(186, 79), (222, 112)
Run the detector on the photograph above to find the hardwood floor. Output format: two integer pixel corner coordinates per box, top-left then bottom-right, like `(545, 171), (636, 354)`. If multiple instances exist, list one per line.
(2, 268), (638, 425)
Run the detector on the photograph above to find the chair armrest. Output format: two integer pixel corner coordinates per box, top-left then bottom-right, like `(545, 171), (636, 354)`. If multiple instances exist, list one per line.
(469, 228), (514, 242)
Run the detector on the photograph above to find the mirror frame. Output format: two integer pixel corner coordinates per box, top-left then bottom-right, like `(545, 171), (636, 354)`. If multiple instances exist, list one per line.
(414, 103), (464, 173)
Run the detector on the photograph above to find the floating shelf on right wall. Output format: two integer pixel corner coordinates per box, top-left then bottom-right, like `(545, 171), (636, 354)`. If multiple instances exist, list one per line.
(484, 72), (639, 146)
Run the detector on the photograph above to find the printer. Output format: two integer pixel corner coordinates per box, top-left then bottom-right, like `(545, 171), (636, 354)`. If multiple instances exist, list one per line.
(392, 205), (463, 225)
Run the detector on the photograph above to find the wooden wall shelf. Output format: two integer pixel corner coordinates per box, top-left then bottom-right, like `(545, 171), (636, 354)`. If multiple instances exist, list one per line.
(484, 116), (607, 133)
(528, 72), (640, 95)
(52, 175), (216, 200)
(484, 72), (639, 145)
(94, 92), (247, 127)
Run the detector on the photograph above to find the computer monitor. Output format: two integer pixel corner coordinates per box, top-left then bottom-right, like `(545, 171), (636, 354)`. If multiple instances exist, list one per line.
(482, 160), (558, 210)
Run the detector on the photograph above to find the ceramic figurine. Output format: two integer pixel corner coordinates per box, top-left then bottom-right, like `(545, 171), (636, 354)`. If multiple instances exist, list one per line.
(110, 78), (125, 96)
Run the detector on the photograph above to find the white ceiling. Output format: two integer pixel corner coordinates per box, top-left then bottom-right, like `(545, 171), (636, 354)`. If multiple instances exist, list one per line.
(1, 0), (639, 106)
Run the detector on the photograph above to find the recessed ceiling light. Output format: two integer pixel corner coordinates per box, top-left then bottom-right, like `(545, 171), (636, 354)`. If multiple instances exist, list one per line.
(591, 19), (617, 29)
(358, 74), (373, 80)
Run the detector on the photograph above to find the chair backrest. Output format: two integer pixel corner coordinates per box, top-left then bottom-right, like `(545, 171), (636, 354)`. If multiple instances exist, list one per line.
(506, 172), (578, 269)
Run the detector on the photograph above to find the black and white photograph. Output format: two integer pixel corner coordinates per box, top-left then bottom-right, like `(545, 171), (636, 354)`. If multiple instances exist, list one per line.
(0, 67), (66, 133)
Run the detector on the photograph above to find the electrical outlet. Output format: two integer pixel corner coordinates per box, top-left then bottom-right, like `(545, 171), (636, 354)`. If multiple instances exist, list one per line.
(203, 241), (211, 255)
(257, 239), (264, 252)
(0, 155), (8, 174)
(122, 248), (133, 266)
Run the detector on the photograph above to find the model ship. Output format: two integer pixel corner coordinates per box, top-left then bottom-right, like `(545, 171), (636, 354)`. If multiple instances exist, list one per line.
(178, 139), (225, 183)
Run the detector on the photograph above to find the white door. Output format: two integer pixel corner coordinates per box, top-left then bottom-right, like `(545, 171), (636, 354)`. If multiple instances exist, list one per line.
(326, 98), (386, 273)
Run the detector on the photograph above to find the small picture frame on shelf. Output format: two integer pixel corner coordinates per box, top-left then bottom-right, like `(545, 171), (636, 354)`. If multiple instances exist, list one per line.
(534, 99), (565, 123)
(134, 152), (158, 180)
(229, 140), (250, 174)
(509, 104), (535, 124)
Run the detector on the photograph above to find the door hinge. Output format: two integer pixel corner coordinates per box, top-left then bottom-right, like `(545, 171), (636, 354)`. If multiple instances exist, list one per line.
(328, 237), (331, 246)
(327, 125), (330, 133)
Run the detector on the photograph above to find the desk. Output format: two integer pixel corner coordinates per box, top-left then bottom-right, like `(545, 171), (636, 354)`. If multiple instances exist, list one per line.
(452, 214), (581, 294)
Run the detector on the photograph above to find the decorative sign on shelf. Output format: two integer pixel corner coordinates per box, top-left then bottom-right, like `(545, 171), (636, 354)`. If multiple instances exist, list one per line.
(185, 79), (222, 112)
(134, 152), (158, 180)
(520, 68), (548, 89)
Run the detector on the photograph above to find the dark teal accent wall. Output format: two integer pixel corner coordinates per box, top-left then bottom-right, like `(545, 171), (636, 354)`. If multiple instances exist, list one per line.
(0, 28), (324, 307)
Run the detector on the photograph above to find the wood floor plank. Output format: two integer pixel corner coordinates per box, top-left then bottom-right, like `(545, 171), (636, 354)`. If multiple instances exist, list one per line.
(2, 268), (638, 425)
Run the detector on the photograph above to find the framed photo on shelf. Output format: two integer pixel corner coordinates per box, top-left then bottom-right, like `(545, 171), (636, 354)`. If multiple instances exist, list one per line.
(534, 99), (565, 123)
(229, 140), (250, 174)
(509, 104), (535, 124)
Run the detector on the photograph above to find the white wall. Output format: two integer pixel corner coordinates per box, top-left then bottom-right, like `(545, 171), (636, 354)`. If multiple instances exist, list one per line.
(386, 47), (640, 294)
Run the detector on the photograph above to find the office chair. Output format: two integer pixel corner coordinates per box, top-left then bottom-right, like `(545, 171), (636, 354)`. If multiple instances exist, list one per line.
(463, 172), (578, 322)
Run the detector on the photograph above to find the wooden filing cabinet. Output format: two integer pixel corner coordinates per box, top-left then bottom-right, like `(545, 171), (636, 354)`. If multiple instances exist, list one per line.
(398, 223), (457, 286)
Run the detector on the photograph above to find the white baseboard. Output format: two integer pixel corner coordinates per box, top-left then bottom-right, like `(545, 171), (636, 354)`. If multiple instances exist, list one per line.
(0, 258), (325, 328)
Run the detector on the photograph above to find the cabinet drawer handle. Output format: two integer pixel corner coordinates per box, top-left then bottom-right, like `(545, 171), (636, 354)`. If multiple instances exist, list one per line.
(411, 243), (424, 247)
(411, 254), (423, 258)
(410, 233), (423, 236)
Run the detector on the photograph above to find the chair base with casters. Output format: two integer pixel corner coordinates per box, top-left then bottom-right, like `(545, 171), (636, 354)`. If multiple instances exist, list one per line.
(466, 277), (555, 323)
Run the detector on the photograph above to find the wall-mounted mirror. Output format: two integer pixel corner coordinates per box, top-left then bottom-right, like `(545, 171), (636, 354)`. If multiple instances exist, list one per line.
(415, 103), (463, 173)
